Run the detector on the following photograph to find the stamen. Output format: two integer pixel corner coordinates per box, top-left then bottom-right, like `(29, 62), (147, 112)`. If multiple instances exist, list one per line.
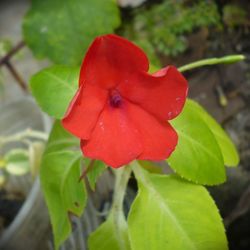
(110, 90), (122, 108)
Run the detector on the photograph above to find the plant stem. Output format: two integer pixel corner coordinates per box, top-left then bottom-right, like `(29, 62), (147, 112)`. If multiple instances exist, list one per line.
(107, 166), (132, 250)
(111, 166), (132, 213)
(131, 161), (147, 184)
(178, 54), (245, 72)
(0, 41), (27, 92)
(0, 129), (48, 146)
(0, 41), (25, 65)
(4, 60), (28, 91)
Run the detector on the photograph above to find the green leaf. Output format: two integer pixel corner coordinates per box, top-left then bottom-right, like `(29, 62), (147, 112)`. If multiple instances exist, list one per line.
(168, 100), (225, 185)
(129, 168), (228, 250)
(22, 0), (120, 65)
(84, 159), (106, 190)
(88, 209), (131, 250)
(30, 65), (78, 118)
(5, 149), (30, 176)
(40, 121), (87, 250)
(137, 160), (163, 174)
(148, 64), (160, 74)
(187, 99), (239, 166)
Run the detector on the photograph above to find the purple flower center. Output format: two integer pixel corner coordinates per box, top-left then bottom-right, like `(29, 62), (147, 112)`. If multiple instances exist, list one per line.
(110, 90), (122, 108)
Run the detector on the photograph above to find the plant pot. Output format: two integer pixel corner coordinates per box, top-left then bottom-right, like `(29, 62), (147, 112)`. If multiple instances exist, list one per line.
(0, 97), (52, 250)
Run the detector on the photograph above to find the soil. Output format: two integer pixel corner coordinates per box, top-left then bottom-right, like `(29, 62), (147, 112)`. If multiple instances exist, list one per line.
(0, 190), (24, 232)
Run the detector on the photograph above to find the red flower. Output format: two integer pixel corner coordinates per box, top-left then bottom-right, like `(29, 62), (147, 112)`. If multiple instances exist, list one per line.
(62, 34), (188, 168)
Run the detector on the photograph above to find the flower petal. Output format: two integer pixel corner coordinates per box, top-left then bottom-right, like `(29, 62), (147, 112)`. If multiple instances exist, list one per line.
(126, 102), (178, 160)
(62, 84), (108, 140)
(81, 102), (143, 168)
(118, 66), (188, 121)
(79, 34), (149, 89)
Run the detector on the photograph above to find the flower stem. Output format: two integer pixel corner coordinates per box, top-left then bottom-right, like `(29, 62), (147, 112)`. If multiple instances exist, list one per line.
(111, 166), (132, 213)
(131, 160), (147, 184)
(178, 54), (245, 73)
(106, 166), (132, 250)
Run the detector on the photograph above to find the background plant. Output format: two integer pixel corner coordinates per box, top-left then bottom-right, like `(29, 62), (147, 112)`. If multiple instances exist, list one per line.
(119, 0), (221, 65)
(0, 129), (47, 188)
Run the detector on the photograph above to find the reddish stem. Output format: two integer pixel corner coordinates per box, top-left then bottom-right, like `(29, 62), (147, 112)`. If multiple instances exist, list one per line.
(79, 159), (96, 181)
(4, 61), (28, 92)
(0, 41), (25, 66)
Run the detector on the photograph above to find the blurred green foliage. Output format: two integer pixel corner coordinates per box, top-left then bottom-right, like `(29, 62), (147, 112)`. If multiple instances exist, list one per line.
(0, 39), (12, 96)
(0, 38), (24, 96)
(223, 4), (248, 28)
(23, 0), (120, 65)
(120, 0), (221, 64)
(0, 39), (12, 58)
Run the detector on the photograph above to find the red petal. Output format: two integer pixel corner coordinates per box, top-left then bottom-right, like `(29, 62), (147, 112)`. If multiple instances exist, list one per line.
(126, 102), (178, 160)
(118, 66), (188, 121)
(62, 84), (108, 140)
(81, 102), (143, 168)
(79, 34), (149, 89)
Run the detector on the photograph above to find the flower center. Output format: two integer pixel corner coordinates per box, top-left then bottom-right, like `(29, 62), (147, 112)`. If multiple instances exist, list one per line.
(109, 90), (122, 108)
